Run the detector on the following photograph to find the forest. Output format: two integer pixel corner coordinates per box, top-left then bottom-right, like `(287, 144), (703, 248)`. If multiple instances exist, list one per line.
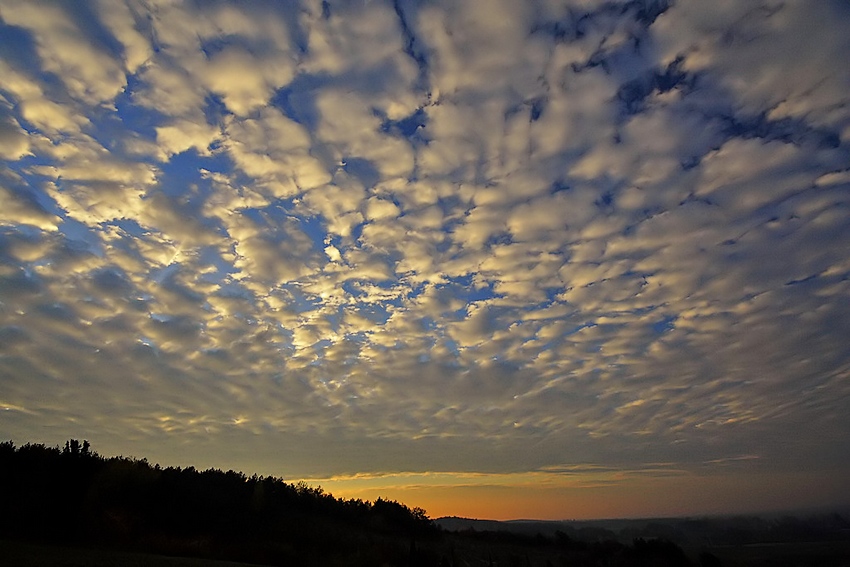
(4, 439), (843, 566)
(1, 440), (437, 566)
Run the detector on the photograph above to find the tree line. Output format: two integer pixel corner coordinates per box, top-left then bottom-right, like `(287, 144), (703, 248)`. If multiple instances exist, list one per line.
(1, 440), (702, 566)
(1, 440), (438, 566)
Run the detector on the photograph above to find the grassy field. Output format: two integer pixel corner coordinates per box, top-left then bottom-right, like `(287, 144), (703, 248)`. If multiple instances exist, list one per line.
(0, 539), (269, 567)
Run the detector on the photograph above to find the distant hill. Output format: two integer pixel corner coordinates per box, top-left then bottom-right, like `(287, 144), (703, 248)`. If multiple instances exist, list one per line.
(436, 513), (850, 566)
(436, 516), (508, 532)
(437, 516), (624, 542)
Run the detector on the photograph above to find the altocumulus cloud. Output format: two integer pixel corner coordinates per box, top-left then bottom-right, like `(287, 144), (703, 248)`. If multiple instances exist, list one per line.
(1, 0), (850, 515)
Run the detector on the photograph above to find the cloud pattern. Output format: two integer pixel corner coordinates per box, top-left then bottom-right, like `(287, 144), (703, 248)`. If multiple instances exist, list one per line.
(1, 0), (849, 511)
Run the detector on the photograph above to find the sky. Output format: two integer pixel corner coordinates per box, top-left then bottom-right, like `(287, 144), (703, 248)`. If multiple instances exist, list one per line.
(1, 0), (849, 521)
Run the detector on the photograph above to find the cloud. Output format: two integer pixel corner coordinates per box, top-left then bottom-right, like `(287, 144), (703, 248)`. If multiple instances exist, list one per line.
(199, 45), (294, 117)
(156, 119), (219, 158)
(655, 0), (850, 127)
(0, 101), (30, 160)
(1, 0), (849, 517)
(0, 174), (60, 231)
(315, 89), (416, 182)
(0, 60), (89, 136)
(133, 62), (207, 119)
(224, 108), (330, 196)
(1, 1), (128, 104)
(228, 212), (323, 291)
(93, 0), (152, 75)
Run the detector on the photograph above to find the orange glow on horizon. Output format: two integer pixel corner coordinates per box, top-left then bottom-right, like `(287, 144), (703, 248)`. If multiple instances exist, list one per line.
(299, 469), (849, 521)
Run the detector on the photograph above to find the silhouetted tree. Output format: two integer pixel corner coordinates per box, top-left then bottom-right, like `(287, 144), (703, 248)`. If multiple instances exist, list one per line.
(1, 439), (449, 566)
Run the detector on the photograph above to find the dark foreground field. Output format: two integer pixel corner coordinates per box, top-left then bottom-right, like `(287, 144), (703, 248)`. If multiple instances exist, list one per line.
(6, 536), (850, 567)
(0, 539), (266, 567)
(706, 540), (850, 567)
